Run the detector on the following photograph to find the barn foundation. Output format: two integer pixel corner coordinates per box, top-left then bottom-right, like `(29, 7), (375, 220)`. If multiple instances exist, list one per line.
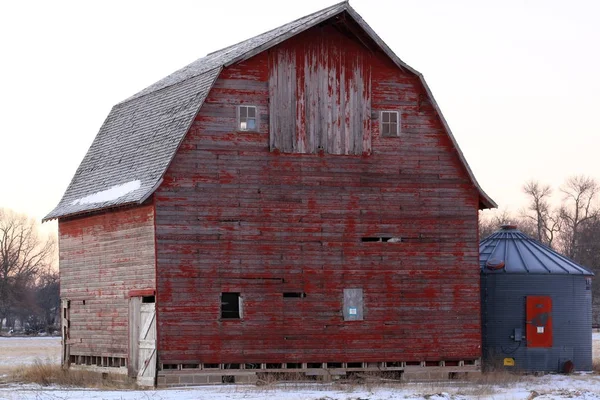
(155, 359), (481, 387)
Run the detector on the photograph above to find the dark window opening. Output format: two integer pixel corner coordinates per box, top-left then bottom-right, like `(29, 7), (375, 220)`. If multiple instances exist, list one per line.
(82, 300), (86, 305)
(142, 295), (155, 303)
(283, 292), (306, 298)
(361, 237), (401, 243)
(221, 292), (241, 319)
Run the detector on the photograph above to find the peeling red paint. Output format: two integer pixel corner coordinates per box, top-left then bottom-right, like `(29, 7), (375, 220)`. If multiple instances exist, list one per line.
(153, 21), (481, 366)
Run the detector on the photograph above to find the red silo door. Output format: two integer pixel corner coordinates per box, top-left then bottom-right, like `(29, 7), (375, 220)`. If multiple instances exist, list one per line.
(526, 296), (553, 348)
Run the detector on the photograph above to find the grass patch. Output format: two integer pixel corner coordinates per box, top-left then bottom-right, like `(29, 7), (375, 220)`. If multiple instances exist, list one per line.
(470, 369), (527, 386)
(8, 362), (136, 389)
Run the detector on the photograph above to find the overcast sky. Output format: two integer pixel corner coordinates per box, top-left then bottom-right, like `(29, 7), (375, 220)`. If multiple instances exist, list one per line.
(1, 0), (599, 235)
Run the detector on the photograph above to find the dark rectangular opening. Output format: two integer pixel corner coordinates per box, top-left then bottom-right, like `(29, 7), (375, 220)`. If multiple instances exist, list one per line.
(347, 362), (363, 368)
(222, 375), (235, 383)
(283, 292), (306, 298)
(361, 237), (381, 242)
(221, 292), (240, 319)
(307, 362), (323, 368)
(203, 363), (219, 369)
(142, 296), (155, 303)
(286, 362), (302, 369)
(361, 237), (401, 243)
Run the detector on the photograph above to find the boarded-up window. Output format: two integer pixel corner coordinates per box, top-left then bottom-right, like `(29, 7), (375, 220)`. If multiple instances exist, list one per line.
(343, 288), (364, 321)
(268, 36), (371, 155)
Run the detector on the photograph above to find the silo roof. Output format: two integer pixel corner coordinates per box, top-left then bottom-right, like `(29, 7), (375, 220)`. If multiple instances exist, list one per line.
(479, 225), (594, 275)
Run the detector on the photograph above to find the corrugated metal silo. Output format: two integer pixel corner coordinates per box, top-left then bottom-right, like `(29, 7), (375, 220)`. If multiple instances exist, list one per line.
(480, 225), (594, 372)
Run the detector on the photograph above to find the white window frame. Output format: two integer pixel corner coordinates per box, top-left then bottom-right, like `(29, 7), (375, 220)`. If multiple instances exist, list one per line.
(237, 105), (258, 132)
(380, 110), (400, 137)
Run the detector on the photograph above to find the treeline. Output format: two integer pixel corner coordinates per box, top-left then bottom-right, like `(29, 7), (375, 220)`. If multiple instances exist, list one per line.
(0, 208), (59, 334)
(480, 175), (600, 322)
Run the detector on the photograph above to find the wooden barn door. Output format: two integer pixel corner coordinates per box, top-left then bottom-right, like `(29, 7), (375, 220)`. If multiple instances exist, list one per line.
(129, 296), (157, 386)
(61, 299), (70, 368)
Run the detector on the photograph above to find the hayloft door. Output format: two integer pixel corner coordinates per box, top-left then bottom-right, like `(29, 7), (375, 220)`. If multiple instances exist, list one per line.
(129, 295), (157, 386)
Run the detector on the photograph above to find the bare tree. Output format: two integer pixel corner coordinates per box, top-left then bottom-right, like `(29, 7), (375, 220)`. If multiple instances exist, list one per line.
(0, 209), (55, 329)
(479, 209), (537, 240)
(521, 180), (561, 248)
(479, 209), (512, 240)
(559, 176), (599, 258)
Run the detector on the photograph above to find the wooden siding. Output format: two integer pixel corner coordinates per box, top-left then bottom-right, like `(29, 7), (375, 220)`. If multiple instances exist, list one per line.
(269, 25), (371, 155)
(59, 205), (156, 359)
(154, 22), (480, 365)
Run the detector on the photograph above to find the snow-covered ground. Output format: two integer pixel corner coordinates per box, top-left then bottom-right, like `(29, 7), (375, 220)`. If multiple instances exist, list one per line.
(0, 334), (599, 399)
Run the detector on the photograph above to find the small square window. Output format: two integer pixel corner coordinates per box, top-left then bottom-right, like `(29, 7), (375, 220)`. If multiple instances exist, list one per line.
(238, 105), (258, 132)
(221, 292), (241, 319)
(381, 111), (400, 137)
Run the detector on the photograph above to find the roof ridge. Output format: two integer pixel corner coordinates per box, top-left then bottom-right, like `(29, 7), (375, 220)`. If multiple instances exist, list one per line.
(120, 1), (348, 104)
(206, 1), (347, 57)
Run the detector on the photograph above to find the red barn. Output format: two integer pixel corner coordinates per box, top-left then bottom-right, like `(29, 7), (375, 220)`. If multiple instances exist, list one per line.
(45, 1), (496, 387)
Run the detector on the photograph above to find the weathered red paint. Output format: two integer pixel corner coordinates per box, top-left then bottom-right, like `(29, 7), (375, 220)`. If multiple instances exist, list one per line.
(152, 20), (481, 366)
(59, 205), (156, 358)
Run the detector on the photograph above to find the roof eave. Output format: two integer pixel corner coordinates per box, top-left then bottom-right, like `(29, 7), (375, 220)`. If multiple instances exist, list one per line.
(42, 199), (142, 223)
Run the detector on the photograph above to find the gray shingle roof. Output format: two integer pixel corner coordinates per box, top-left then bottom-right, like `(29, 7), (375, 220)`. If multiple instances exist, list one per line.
(480, 226), (593, 275)
(45, 0), (496, 221)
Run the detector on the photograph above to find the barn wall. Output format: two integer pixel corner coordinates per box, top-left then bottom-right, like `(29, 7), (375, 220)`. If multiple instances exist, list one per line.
(59, 204), (156, 361)
(154, 22), (480, 365)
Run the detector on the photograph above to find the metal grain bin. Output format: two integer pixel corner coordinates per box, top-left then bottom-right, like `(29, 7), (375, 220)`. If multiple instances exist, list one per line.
(480, 225), (593, 372)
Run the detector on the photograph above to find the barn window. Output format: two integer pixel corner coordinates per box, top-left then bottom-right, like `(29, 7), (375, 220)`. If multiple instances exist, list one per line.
(380, 111), (400, 137)
(237, 105), (258, 132)
(221, 292), (242, 319)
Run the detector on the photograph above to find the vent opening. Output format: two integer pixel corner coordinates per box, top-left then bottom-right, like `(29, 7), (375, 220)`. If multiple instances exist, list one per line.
(361, 237), (401, 243)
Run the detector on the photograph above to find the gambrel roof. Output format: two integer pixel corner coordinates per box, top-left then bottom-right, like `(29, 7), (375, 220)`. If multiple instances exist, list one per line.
(44, 1), (496, 221)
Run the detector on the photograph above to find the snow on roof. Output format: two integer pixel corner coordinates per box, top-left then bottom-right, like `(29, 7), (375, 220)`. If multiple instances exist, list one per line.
(70, 180), (141, 206)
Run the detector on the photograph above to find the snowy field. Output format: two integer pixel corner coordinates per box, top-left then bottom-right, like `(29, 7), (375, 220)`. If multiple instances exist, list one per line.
(0, 336), (60, 374)
(0, 335), (599, 399)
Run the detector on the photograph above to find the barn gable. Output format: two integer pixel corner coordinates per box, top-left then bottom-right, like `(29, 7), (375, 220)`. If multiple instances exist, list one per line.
(45, 1), (495, 222)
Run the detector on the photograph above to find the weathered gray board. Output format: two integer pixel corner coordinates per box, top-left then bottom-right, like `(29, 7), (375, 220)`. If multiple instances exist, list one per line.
(343, 288), (364, 321)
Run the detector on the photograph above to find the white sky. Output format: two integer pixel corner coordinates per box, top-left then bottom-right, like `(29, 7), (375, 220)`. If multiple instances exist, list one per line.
(1, 0), (599, 236)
